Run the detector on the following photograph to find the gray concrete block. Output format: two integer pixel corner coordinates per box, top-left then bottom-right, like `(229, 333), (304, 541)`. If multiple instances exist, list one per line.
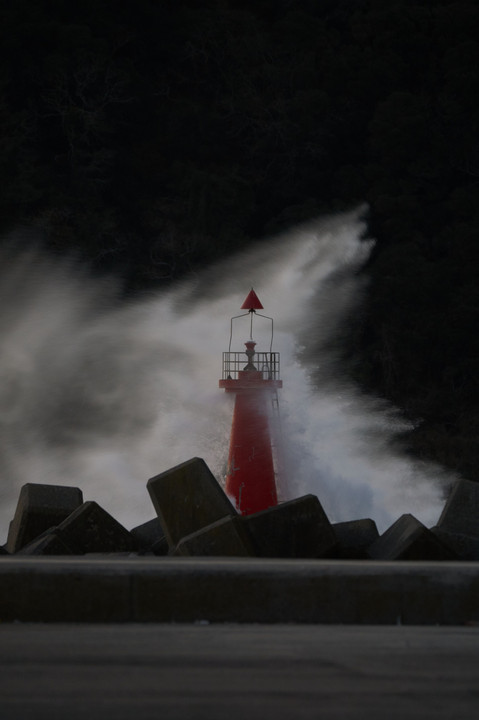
(150, 537), (169, 556)
(369, 514), (456, 560)
(437, 479), (479, 538)
(17, 528), (75, 556)
(6, 483), (83, 553)
(130, 518), (168, 555)
(173, 516), (256, 557)
(242, 494), (337, 558)
(431, 526), (479, 561)
(56, 501), (136, 553)
(147, 457), (236, 549)
(333, 518), (379, 558)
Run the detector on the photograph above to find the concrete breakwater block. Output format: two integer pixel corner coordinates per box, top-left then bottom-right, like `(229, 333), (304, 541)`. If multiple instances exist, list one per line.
(5, 499), (136, 556)
(6, 483), (83, 553)
(333, 519), (379, 559)
(147, 457), (236, 549)
(437, 479), (479, 538)
(3, 460), (478, 562)
(431, 526), (479, 561)
(369, 513), (456, 561)
(173, 516), (256, 556)
(55, 502), (136, 554)
(243, 494), (337, 558)
(17, 528), (75, 556)
(130, 518), (168, 555)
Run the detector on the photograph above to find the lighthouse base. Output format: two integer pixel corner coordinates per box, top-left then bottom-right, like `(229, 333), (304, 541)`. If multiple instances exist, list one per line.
(225, 390), (278, 515)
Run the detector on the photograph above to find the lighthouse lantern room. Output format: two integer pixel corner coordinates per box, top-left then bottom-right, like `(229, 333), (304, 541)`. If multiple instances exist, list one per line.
(219, 289), (282, 515)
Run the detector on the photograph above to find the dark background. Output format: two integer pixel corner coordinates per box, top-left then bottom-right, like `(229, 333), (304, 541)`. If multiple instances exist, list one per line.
(2, 0), (479, 481)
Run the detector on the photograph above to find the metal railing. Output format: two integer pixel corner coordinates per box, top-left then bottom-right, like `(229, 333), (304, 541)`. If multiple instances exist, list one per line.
(222, 351), (281, 381)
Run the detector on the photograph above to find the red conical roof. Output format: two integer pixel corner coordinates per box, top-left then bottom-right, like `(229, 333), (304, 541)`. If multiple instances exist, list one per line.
(241, 288), (263, 310)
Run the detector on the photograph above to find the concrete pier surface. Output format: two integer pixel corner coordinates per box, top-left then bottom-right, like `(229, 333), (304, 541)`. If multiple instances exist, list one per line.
(1, 623), (479, 719)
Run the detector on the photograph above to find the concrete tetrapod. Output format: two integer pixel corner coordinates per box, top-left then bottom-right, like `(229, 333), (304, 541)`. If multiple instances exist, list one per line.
(437, 478), (479, 538)
(55, 501), (136, 554)
(369, 514), (456, 561)
(242, 494), (337, 558)
(173, 516), (256, 556)
(332, 519), (379, 559)
(130, 518), (168, 555)
(6, 483), (83, 553)
(147, 457), (236, 550)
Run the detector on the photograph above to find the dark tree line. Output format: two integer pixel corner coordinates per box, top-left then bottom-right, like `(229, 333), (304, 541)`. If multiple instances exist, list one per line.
(2, 0), (479, 479)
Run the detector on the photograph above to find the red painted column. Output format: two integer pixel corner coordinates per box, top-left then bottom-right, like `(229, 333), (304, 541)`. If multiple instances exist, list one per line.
(225, 372), (278, 515)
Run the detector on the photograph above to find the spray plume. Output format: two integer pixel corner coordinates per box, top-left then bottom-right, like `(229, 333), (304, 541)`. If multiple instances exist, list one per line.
(0, 208), (452, 540)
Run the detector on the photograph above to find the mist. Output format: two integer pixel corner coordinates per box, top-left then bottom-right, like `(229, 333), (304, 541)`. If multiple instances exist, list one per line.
(0, 208), (453, 542)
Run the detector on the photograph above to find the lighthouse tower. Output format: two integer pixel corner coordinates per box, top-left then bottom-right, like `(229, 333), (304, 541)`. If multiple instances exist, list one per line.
(219, 289), (282, 515)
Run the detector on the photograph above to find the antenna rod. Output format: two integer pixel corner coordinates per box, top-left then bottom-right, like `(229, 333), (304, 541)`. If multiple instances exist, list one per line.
(255, 312), (274, 352)
(229, 312), (250, 352)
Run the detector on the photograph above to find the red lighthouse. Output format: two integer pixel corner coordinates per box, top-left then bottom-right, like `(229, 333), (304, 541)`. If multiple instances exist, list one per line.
(219, 289), (282, 515)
